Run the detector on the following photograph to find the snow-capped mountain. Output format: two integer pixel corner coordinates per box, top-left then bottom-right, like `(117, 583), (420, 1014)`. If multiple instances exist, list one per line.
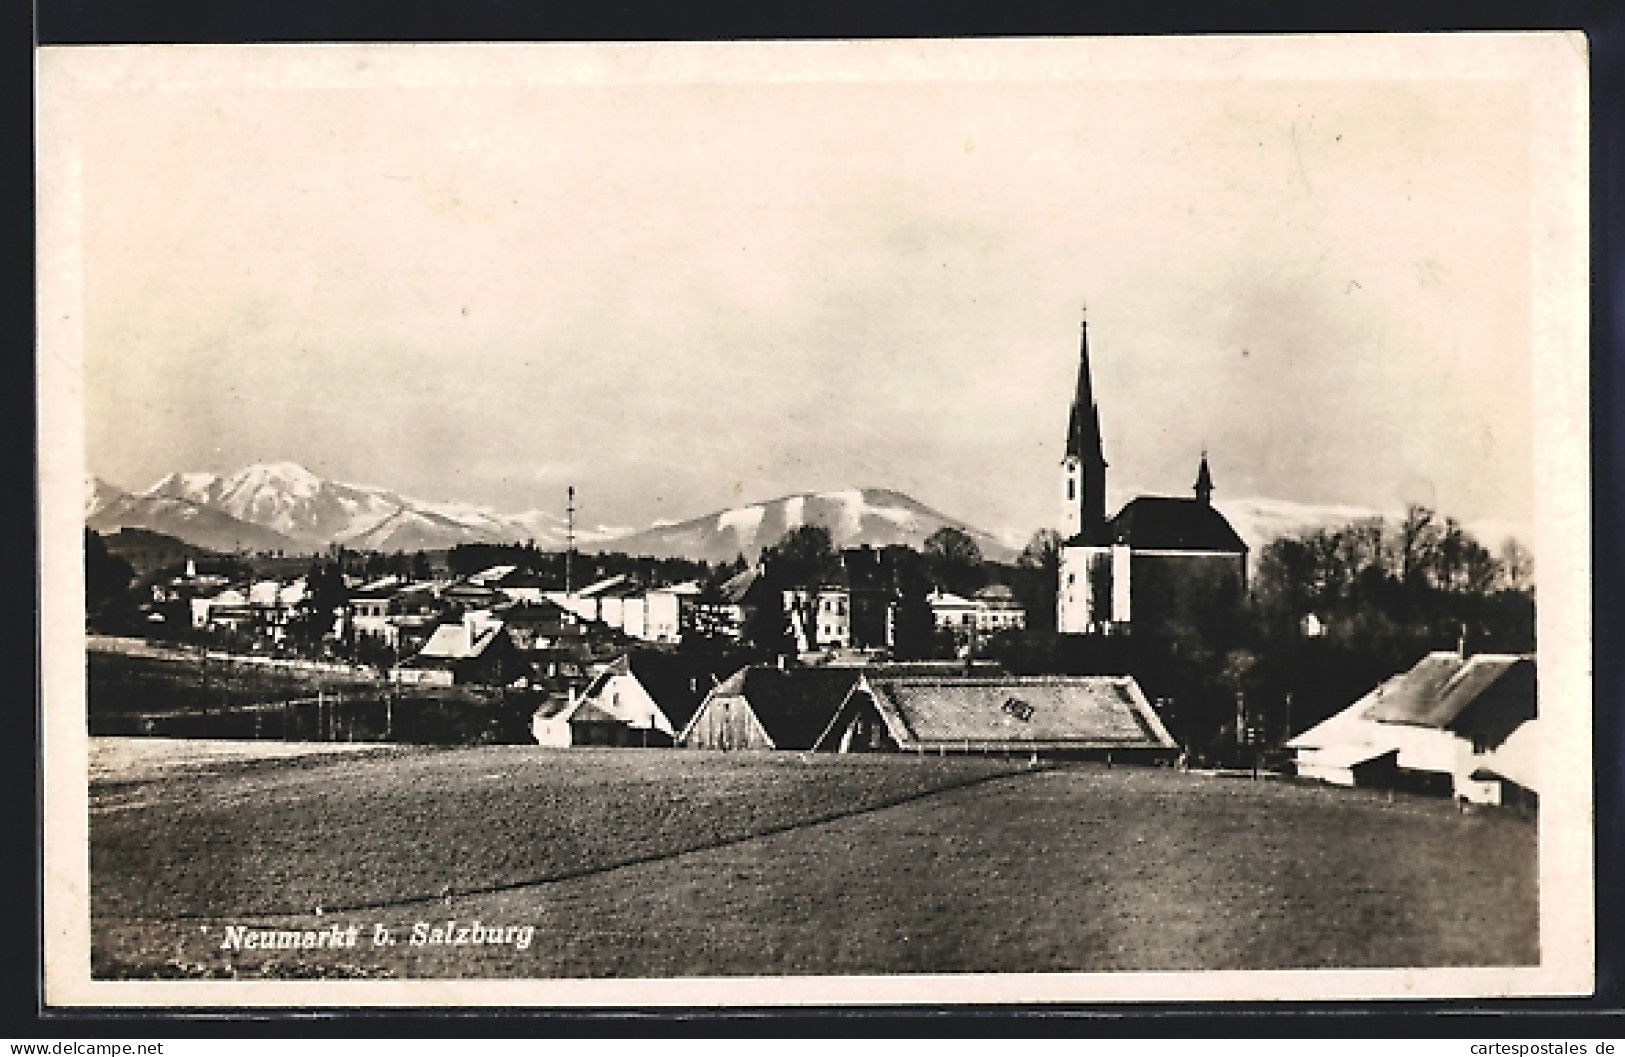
(91, 462), (617, 555)
(85, 462), (1527, 563)
(85, 477), (301, 554)
(144, 462), (410, 546)
(84, 476), (128, 521)
(607, 488), (1016, 564)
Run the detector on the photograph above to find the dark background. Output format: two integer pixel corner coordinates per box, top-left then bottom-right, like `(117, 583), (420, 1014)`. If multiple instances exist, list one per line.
(15, 0), (1625, 1037)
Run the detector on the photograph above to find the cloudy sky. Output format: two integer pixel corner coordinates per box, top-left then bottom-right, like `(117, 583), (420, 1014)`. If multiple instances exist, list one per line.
(59, 41), (1543, 542)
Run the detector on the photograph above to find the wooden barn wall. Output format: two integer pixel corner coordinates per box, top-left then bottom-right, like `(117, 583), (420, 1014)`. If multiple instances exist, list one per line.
(685, 694), (774, 750)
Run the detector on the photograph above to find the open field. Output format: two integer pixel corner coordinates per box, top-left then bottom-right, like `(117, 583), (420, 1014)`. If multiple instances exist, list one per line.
(88, 649), (535, 742)
(89, 739), (1538, 979)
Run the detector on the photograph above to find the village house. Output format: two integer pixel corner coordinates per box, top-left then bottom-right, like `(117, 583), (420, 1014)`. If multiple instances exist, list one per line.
(927, 590), (980, 632)
(391, 612), (525, 687)
(535, 650), (722, 747)
(348, 576), (402, 648)
(814, 674), (1178, 760)
(1285, 651), (1537, 806)
(784, 587), (852, 651)
(973, 584), (1027, 632)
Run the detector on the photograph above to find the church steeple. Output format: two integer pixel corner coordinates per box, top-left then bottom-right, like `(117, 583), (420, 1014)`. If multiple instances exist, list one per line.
(1194, 451), (1214, 505)
(1061, 311), (1109, 539)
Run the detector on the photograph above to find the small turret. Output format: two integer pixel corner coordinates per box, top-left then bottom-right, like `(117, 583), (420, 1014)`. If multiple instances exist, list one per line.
(1194, 452), (1214, 505)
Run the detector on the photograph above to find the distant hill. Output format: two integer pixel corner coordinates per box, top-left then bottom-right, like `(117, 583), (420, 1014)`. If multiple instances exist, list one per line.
(97, 527), (218, 577)
(601, 488), (1016, 564)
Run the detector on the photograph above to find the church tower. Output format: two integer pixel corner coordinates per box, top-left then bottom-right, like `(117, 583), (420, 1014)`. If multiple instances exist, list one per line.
(1060, 313), (1108, 541)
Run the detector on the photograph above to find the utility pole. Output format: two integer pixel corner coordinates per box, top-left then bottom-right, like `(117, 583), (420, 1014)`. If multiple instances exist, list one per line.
(566, 486), (576, 597)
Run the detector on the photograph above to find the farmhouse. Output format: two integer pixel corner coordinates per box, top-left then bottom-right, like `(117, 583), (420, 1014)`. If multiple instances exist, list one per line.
(392, 614), (524, 687)
(679, 665), (862, 751)
(570, 650), (720, 745)
(1286, 651), (1537, 805)
(814, 674), (1178, 760)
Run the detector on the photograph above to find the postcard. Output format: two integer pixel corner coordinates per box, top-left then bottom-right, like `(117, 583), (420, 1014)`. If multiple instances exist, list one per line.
(37, 34), (1592, 1006)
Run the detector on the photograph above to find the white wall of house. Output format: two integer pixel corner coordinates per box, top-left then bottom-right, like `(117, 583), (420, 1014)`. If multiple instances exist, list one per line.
(643, 591), (682, 644)
(592, 673), (672, 734)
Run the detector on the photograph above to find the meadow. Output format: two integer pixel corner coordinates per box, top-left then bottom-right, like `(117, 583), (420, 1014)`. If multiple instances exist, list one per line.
(89, 740), (1538, 980)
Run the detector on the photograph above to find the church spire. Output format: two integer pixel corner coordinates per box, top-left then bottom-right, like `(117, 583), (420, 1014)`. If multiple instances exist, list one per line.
(1061, 309), (1109, 539)
(1194, 451), (1214, 505)
(1065, 313), (1108, 466)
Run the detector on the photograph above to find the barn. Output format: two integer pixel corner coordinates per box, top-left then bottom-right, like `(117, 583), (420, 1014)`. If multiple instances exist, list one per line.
(813, 674), (1178, 760)
(1286, 651), (1537, 805)
(678, 665), (861, 751)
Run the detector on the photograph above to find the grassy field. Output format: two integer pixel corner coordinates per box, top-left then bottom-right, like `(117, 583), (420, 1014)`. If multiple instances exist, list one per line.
(88, 650), (536, 742)
(89, 740), (1538, 980)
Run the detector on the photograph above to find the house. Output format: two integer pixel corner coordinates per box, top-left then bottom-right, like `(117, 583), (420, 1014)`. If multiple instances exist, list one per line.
(391, 613), (525, 686)
(643, 581), (702, 644)
(530, 696), (643, 748)
(814, 674), (1178, 760)
(349, 578), (403, 648)
(570, 650), (720, 745)
(1286, 651), (1537, 805)
(466, 565), (553, 606)
(973, 585), (1027, 632)
(783, 587), (852, 651)
(679, 665), (864, 751)
(1055, 316), (1248, 635)
(927, 591), (980, 632)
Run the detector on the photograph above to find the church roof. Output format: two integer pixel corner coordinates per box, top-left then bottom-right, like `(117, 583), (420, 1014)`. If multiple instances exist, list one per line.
(1107, 497), (1247, 553)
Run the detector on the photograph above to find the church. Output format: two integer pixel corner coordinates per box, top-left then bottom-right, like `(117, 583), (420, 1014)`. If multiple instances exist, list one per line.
(1056, 316), (1248, 635)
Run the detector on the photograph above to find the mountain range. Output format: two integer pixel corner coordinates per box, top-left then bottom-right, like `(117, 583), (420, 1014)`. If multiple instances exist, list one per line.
(84, 461), (1522, 566)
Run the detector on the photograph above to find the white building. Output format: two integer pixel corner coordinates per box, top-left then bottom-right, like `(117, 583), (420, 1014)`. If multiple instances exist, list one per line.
(1287, 652), (1537, 806)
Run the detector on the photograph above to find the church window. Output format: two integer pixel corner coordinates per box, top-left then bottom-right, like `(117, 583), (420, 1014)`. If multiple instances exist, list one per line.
(1067, 478), (1076, 501)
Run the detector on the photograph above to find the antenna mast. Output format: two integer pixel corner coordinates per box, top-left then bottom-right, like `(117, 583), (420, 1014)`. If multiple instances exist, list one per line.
(566, 486), (576, 596)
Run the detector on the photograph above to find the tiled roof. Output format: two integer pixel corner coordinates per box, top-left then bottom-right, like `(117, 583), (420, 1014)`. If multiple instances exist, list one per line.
(859, 675), (1176, 750)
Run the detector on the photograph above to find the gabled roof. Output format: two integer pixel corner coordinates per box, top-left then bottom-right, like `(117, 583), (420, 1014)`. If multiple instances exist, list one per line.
(1289, 652), (1536, 757)
(1107, 496), (1247, 553)
(927, 591), (978, 609)
(467, 564), (518, 585)
(691, 666), (861, 749)
(850, 675), (1177, 751)
(585, 650), (724, 734)
(414, 620), (507, 661)
(570, 700), (625, 725)
(1367, 653), (1532, 731)
(577, 574), (629, 598)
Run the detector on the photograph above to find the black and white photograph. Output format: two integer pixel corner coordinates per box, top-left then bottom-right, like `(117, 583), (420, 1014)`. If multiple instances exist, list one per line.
(36, 35), (1591, 1006)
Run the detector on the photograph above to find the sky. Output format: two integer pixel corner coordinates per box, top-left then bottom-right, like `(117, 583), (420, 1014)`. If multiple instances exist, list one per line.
(65, 43), (1540, 544)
